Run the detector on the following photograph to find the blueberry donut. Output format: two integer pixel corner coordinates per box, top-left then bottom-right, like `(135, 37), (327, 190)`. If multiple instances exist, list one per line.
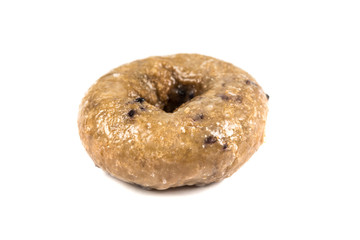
(78, 54), (269, 190)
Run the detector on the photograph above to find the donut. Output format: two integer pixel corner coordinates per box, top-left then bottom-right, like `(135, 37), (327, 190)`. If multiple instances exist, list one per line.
(78, 54), (269, 190)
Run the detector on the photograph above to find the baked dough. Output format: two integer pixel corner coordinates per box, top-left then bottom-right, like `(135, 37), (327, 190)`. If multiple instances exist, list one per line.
(78, 54), (268, 190)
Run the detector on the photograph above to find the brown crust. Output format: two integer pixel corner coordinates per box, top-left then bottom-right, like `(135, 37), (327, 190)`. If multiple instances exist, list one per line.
(78, 54), (268, 190)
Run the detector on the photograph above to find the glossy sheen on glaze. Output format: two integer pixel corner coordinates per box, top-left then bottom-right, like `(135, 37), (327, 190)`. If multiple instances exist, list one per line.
(78, 54), (268, 190)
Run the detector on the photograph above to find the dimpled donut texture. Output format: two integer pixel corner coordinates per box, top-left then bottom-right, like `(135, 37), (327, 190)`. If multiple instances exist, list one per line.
(78, 54), (268, 190)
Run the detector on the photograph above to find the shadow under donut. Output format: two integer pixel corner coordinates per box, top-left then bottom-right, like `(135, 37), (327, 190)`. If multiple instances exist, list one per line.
(103, 171), (222, 196)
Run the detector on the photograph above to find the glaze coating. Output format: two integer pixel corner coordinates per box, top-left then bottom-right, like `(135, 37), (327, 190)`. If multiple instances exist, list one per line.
(78, 54), (268, 190)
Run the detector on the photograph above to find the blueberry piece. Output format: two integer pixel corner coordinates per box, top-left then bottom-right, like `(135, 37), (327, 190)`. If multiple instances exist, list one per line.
(204, 135), (217, 144)
(135, 97), (145, 103)
(236, 96), (242, 102)
(192, 113), (204, 121)
(220, 94), (230, 100)
(127, 109), (136, 117)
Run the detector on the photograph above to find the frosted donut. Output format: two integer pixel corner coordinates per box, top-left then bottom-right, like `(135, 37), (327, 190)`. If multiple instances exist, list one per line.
(78, 54), (269, 190)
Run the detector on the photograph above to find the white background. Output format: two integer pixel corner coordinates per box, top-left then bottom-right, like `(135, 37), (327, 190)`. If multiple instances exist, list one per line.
(1, 1), (359, 239)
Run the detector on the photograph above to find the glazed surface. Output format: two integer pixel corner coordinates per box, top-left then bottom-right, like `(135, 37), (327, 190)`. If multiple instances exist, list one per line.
(78, 54), (268, 190)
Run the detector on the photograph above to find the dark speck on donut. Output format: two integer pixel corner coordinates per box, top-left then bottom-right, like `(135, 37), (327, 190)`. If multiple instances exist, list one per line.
(218, 94), (242, 103)
(220, 94), (230, 101)
(135, 97), (145, 103)
(266, 94), (270, 100)
(204, 135), (217, 144)
(192, 113), (204, 121)
(245, 80), (258, 86)
(222, 143), (228, 150)
(140, 106), (146, 111)
(127, 109), (136, 117)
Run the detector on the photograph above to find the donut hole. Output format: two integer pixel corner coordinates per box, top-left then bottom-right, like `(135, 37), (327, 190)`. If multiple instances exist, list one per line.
(138, 64), (205, 113)
(162, 83), (199, 113)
